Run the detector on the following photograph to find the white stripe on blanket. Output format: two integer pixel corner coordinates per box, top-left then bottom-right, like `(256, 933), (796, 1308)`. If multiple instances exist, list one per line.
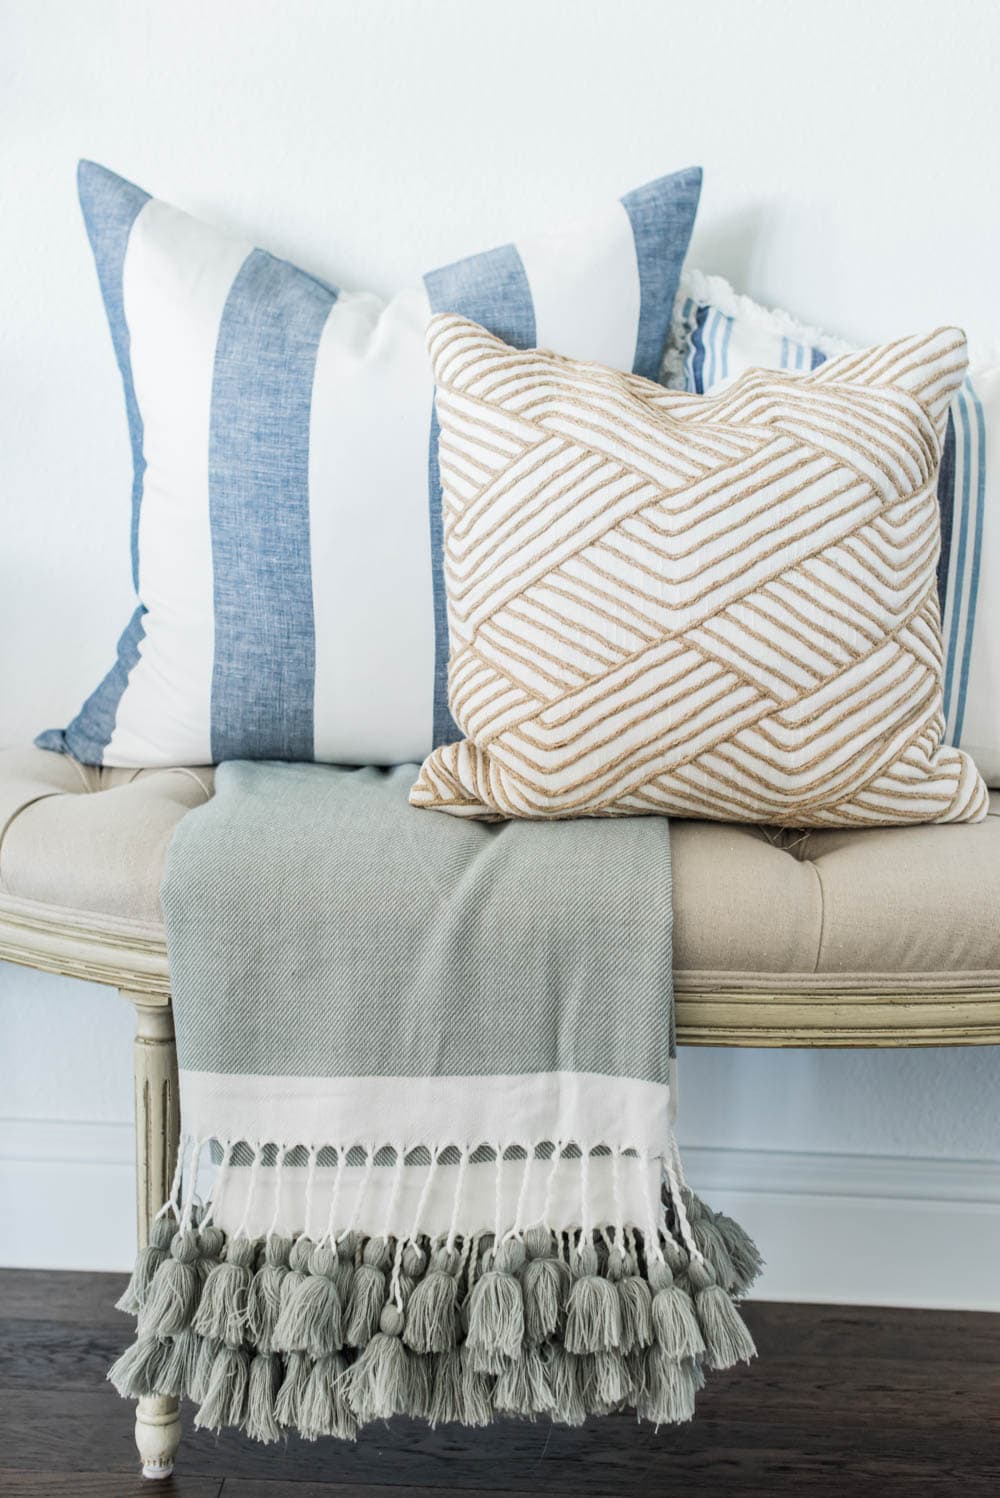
(179, 1068), (671, 1156)
(203, 1147), (665, 1244)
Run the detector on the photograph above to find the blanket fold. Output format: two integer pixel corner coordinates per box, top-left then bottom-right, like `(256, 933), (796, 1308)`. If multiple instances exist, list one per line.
(111, 761), (760, 1436)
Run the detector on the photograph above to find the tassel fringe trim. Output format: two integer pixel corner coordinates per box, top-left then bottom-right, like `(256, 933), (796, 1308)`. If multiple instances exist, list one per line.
(110, 1186), (761, 1439)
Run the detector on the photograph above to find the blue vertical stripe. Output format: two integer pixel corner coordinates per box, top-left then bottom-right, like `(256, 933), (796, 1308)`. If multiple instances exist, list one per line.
(936, 411), (957, 614)
(425, 244), (538, 350)
(719, 314), (734, 381)
(689, 304), (710, 394)
(35, 605), (147, 759)
(621, 167), (702, 381)
(424, 245), (537, 747)
(707, 309), (723, 388)
(425, 402), (453, 749)
(37, 162), (153, 762)
(943, 388), (973, 726)
(208, 250), (336, 762)
(681, 301), (697, 390)
(953, 381), (986, 745)
(810, 346), (826, 371)
(76, 160), (150, 590)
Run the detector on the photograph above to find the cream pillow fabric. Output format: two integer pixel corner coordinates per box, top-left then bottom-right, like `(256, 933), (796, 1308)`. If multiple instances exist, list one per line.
(665, 269), (1000, 789)
(410, 314), (988, 826)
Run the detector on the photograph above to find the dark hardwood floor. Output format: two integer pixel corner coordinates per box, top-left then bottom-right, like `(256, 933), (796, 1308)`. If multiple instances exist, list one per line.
(0, 1268), (997, 1497)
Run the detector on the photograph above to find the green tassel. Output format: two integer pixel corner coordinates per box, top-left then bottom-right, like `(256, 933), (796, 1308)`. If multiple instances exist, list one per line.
(458, 1344), (495, 1427)
(544, 1344), (586, 1427)
(401, 1241), (428, 1279)
(564, 1244), (622, 1354)
(579, 1348), (632, 1412)
(197, 1224), (226, 1285)
(272, 1242), (343, 1357)
(246, 1234), (291, 1353)
(189, 1334), (221, 1404)
(466, 1239), (525, 1368)
(617, 1272), (654, 1354)
(408, 1351), (434, 1420)
(276, 1234), (314, 1316)
(661, 1235), (689, 1280)
(137, 1228), (201, 1338)
(638, 1347), (698, 1426)
(688, 1258), (757, 1370)
(115, 1215), (175, 1313)
(520, 1230), (570, 1346)
(465, 1342), (509, 1377)
(711, 1208), (764, 1293)
(194, 1344), (250, 1432)
(275, 1348), (312, 1429)
(522, 1256), (569, 1344)
(684, 1189), (705, 1224)
(154, 1326), (202, 1398)
(522, 1224), (552, 1258)
(245, 1350), (283, 1444)
(333, 1233), (357, 1302)
(344, 1238), (390, 1347)
(193, 1235), (256, 1348)
(493, 1345), (553, 1417)
(691, 1217), (738, 1290)
(625, 1344), (647, 1404)
(427, 1347), (464, 1427)
(108, 1334), (168, 1397)
(404, 1246), (459, 1353)
(344, 1303), (414, 1421)
(299, 1351), (357, 1441)
(649, 1260), (705, 1360)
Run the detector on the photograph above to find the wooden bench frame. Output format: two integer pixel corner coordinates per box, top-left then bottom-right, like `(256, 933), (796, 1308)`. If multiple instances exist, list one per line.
(3, 895), (998, 1478)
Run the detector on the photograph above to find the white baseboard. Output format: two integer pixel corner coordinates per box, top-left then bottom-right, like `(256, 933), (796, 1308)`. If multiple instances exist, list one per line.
(1, 1118), (997, 1309)
(681, 1143), (1000, 1310)
(0, 1118), (137, 1271)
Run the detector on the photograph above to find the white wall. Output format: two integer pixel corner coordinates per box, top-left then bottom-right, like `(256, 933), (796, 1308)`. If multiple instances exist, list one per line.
(1, 0), (998, 1304)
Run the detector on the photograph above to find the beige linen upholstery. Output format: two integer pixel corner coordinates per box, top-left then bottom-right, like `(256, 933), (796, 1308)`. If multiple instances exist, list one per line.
(0, 746), (997, 987)
(0, 748), (213, 928)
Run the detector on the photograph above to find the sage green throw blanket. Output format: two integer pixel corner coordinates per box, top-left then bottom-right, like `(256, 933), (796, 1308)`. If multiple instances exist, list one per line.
(111, 761), (759, 1439)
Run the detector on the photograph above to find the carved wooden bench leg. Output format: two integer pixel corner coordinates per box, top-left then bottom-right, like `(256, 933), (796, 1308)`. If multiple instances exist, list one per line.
(122, 989), (183, 1480)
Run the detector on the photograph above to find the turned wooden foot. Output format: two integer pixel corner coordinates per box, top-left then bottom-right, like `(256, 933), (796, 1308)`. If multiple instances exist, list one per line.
(136, 1393), (183, 1479)
(122, 989), (183, 1478)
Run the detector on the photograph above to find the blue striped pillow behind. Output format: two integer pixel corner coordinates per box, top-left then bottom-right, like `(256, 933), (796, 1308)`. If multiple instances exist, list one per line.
(39, 161), (702, 767)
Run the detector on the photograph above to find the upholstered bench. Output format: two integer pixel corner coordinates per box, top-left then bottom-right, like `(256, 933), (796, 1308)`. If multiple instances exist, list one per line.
(2, 743), (999, 1474)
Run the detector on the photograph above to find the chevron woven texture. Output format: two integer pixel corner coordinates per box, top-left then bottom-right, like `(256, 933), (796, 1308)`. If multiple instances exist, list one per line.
(411, 316), (988, 826)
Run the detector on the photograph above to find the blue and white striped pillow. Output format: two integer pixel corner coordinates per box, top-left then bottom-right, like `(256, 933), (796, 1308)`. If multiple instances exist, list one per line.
(39, 161), (701, 767)
(667, 271), (1000, 788)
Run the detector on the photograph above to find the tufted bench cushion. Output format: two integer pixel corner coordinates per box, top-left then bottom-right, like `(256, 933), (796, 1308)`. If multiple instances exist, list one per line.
(0, 748), (213, 928)
(1, 746), (998, 1035)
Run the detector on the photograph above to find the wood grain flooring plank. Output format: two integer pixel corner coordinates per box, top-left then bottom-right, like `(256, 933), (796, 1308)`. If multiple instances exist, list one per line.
(0, 1267), (130, 1326)
(218, 1483), (555, 1498)
(741, 1299), (1000, 1364)
(0, 1317), (129, 1389)
(5, 1310), (996, 1432)
(0, 1474), (222, 1498)
(1, 1388), (998, 1494)
(0, 1277), (997, 1498)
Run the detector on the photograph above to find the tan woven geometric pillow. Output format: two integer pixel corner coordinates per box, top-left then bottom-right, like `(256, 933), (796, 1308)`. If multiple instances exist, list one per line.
(411, 314), (988, 826)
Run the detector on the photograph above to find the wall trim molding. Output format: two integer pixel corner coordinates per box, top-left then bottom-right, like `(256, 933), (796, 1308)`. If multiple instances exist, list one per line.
(680, 1142), (1000, 1206)
(1, 1118), (997, 1308)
